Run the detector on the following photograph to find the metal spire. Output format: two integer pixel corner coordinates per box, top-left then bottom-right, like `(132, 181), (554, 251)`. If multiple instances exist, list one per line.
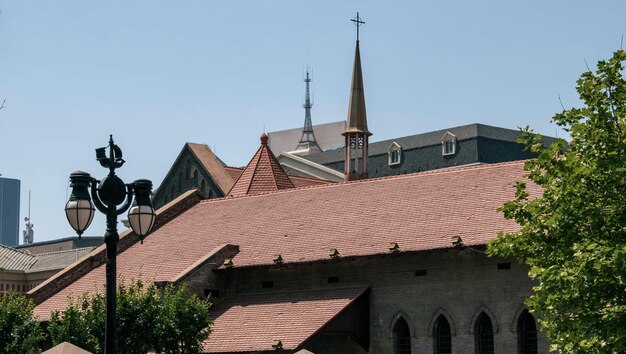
(344, 12), (371, 181)
(351, 12), (365, 41)
(295, 68), (322, 154)
(344, 13), (371, 136)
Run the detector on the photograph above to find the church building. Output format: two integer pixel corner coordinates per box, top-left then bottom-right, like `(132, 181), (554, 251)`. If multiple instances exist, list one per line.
(30, 14), (547, 354)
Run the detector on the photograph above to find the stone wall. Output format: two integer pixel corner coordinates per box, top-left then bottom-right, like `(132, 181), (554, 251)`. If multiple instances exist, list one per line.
(213, 249), (549, 353)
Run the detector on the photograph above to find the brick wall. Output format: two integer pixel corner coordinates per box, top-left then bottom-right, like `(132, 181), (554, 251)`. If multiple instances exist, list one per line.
(211, 249), (549, 354)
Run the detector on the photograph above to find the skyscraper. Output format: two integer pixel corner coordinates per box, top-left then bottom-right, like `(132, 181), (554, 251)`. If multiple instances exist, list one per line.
(0, 177), (20, 246)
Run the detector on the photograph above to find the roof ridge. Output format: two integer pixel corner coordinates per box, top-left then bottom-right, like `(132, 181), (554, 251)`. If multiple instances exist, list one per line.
(217, 285), (368, 300)
(29, 189), (203, 305)
(201, 160), (527, 204)
(0, 243), (37, 258)
(246, 145), (263, 195)
(34, 247), (95, 257)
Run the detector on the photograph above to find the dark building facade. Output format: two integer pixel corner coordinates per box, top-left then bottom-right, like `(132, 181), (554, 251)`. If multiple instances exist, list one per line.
(0, 177), (20, 246)
(304, 123), (556, 178)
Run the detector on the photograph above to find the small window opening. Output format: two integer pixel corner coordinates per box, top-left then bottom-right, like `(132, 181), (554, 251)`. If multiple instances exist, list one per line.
(388, 143), (402, 166)
(262, 281), (274, 289)
(497, 263), (511, 270)
(414, 269), (428, 277)
(327, 276), (340, 283)
(204, 289), (220, 299)
(443, 140), (456, 156)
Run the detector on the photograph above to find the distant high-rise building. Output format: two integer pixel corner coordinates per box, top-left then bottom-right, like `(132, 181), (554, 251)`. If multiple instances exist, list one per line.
(0, 177), (20, 247)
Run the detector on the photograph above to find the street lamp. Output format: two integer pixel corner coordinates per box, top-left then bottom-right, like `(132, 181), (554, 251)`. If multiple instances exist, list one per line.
(65, 135), (156, 354)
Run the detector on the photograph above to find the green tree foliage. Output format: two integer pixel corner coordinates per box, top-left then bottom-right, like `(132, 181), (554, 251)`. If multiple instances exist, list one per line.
(488, 50), (626, 353)
(0, 292), (45, 353)
(49, 280), (211, 354)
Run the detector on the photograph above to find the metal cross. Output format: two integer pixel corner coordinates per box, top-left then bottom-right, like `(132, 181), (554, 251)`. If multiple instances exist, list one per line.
(351, 12), (365, 41)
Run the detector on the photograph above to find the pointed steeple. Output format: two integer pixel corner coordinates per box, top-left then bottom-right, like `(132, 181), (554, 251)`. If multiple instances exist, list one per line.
(344, 41), (371, 136)
(295, 69), (322, 154)
(343, 12), (371, 182)
(227, 133), (295, 197)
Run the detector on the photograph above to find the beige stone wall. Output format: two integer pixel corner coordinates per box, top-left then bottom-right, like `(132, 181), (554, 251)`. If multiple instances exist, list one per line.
(0, 269), (55, 294)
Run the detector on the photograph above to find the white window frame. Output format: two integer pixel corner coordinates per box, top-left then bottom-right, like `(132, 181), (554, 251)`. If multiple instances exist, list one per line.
(441, 132), (457, 156)
(388, 142), (402, 166)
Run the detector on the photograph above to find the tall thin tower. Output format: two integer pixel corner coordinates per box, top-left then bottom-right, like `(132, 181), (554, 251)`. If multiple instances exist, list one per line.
(295, 69), (322, 154)
(23, 191), (34, 244)
(343, 12), (372, 181)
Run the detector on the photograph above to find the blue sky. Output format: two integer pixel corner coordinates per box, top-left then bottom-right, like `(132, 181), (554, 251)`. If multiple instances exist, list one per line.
(1, 1), (625, 242)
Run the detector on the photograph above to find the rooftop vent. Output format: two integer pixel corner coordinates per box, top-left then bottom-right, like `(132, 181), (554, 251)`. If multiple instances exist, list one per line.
(272, 339), (283, 350)
(273, 254), (283, 264)
(223, 258), (234, 268)
(388, 242), (400, 252)
(451, 236), (464, 248)
(328, 248), (340, 259)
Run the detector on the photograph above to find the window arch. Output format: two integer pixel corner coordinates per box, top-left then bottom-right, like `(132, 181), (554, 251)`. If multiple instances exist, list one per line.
(517, 310), (537, 354)
(433, 315), (452, 354)
(193, 168), (200, 183)
(393, 317), (412, 354)
(474, 312), (494, 354)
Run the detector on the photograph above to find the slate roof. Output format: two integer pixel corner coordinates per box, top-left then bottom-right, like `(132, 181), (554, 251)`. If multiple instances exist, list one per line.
(0, 244), (37, 271)
(305, 123), (556, 165)
(228, 134), (295, 196)
(28, 248), (95, 272)
(204, 287), (367, 353)
(0, 244), (95, 273)
(33, 160), (536, 320)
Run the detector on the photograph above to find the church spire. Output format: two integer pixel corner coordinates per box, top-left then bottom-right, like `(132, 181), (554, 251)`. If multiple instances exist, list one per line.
(343, 12), (371, 182)
(295, 68), (322, 154)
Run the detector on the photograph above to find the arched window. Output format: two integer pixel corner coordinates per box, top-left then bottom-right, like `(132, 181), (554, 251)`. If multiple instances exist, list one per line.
(178, 171), (183, 191)
(474, 312), (494, 354)
(517, 310), (537, 354)
(433, 315), (452, 354)
(200, 179), (207, 193)
(393, 317), (412, 354)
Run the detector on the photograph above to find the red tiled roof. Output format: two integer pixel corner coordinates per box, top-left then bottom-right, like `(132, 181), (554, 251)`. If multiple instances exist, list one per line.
(203, 287), (367, 353)
(227, 134), (295, 196)
(34, 161), (535, 320)
(223, 166), (244, 181)
(288, 174), (332, 187)
(187, 143), (236, 195)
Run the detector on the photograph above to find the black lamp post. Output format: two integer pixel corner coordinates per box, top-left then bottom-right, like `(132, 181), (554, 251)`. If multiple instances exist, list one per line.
(65, 135), (156, 354)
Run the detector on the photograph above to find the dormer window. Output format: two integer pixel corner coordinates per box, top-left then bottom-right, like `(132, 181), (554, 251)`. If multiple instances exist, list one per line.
(388, 142), (402, 166)
(441, 132), (457, 156)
